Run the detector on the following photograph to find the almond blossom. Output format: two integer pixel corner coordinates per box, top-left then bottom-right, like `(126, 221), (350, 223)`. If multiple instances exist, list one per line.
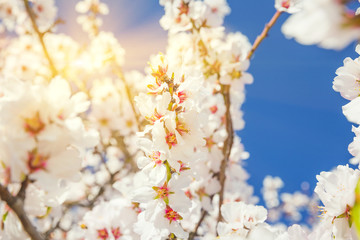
(1, 0), (360, 239)
(282, 0), (360, 50)
(274, 0), (302, 13)
(0, 76), (98, 217)
(314, 165), (360, 239)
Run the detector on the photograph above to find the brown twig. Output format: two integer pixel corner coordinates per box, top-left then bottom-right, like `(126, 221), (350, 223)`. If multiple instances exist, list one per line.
(246, 10), (282, 60)
(44, 220), (63, 240)
(217, 84), (233, 225)
(114, 132), (138, 171)
(0, 184), (44, 240)
(47, 167), (120, 237)
(188, 209), (207, 240)
(16, 176), (29, 201)
(23, 0), (58, 77)
(113, 67), (142, 131)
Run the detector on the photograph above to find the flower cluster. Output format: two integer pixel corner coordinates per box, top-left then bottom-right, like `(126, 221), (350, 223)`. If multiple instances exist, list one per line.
(0, 75), (99, 238)
(0, 76), (98, 184)
(76, 0), (109, 37)
(133, 54), (206, 239)
(0, 0), (57, 34)
(1, 0), (360, 239)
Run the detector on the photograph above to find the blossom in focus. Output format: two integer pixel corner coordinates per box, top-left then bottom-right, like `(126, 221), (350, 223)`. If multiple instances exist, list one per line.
(217, 201), (268, 238)
(334, 45), (360, 101)
(314, 165), (360, 239)
(80, 199), (138, 240)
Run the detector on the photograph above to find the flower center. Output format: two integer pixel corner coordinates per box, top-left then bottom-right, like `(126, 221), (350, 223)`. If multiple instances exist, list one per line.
(209, 105), (218, 114)
(27, 149), (48, 173)
(176, 121), (189, 136)
(230, 69), (242, 80)
(164, 205), (183, 223)
(177, 91), (187, 104)
(37, 4), (43, 12)
(205, 136), (215, 151)
(149, 151), (163, 165)
(97, 228), (109, 240)
(178, 1), (189, 15)
(111, 227), (122, 239)
(196, 187), (208, 201)
(178, 161), (190, 172)
(99, 118), (108, 126)
(153, 182), (173, 201)
(281, 0), (290, 9)
(24, 112), (45, 136)
(146, 108), (163, 124)
(165, 131), (177, 148)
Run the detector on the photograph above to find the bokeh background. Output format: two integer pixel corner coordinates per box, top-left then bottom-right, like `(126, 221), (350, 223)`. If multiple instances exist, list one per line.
(57, 0), (357, 201)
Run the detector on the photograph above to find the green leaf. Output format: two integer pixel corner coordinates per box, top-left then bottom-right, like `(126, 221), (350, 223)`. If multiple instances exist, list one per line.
(2, 211), (8, 222)
(351, 178), (360, 237)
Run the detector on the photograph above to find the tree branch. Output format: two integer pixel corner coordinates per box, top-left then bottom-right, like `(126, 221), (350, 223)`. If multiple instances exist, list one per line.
(23, 0), (57, 78)
(217, 84), (233, 225)
(246, 10), (282, 60)
(16, 176), (29, 201)
(0, 184), (44, 240)
(113, 67), (142, 131)
(189, 209), (207, 240)
(114, 132), (138, 171)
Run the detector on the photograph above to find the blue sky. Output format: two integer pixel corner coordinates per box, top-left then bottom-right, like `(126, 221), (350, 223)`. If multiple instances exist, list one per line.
(227, 0), (356, 197)
(58, 0), (358, 199)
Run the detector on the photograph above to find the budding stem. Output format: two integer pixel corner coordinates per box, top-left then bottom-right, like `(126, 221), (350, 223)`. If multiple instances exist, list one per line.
(247, 10), (283, 60)
(23, 0), (58, 78)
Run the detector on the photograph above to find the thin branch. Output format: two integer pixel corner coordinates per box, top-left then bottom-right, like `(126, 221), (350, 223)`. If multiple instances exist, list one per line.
(217, 84), (233, 225)
(0, 184), (44, 240)
(23, 0), (57, 77)
(246, 10), (282, 60)
(189, 209), (207, 240)
(95, 147), (112, 176)
(113, 67), (142, 131)
(16, 176), (29, 201)
(44, 220), (62, 240)
(114, 132), (138, 171)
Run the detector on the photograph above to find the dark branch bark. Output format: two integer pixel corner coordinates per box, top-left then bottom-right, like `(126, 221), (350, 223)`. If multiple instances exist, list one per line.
(189, 209), (207, 240)
(16, 176), (29, 201)
(0, 184), (44, 240)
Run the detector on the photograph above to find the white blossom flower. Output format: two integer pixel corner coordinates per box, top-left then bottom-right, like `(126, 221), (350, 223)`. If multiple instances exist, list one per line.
(282, 0), (360, 50)
(315, 165), (360, 239)
(349, 125), (360, 165)
(275, 0), (302, 13)
(280, 192), (309, 221)
(0, 76), (98, 184)
(81, 199), (138, 240)
(76, 0), (109, 15)
(31, 0), (57, 32)
(262, 176), (283, 208)
(343, 97), (360, 124)
(204, 0), (230, 27)
(217, 202), (268, 238)
(334, 47), (360, 101)
(315, 165), (359, 217)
